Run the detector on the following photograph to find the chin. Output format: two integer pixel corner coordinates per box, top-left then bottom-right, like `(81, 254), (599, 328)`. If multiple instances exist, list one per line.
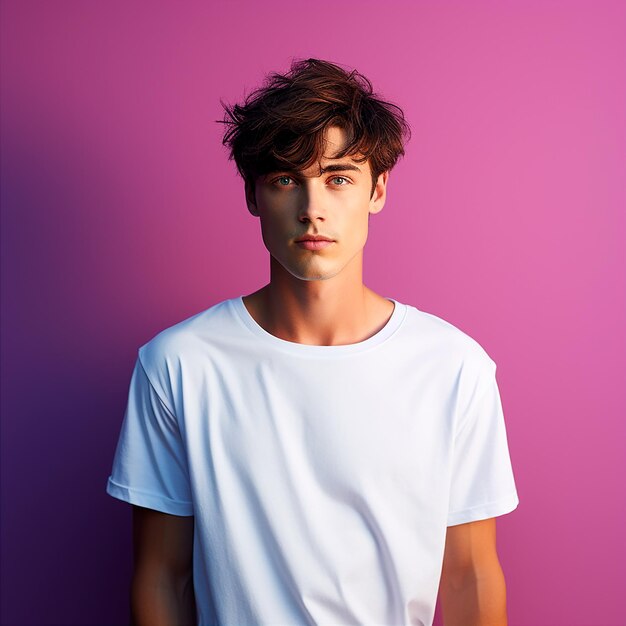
(290, 266), (343, 281)
(272, 253), (344, 281)
(299, 274), (336, 281)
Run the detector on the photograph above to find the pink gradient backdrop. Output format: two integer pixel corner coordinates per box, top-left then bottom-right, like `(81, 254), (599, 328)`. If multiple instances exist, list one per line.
(2, 1), (624, 624)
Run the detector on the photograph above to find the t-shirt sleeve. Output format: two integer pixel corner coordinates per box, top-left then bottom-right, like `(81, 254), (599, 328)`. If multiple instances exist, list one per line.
(447, 358), (519, 526)
(105, 353), (194, 516)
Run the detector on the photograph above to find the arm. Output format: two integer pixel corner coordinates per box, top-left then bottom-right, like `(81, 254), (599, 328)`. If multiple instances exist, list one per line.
(438, 517), (508, 626)
(130, 505), (196, 626)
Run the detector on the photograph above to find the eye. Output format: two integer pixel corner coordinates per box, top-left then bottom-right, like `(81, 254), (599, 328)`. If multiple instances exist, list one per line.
(274, 176), (294, 187)
(330, 176), (349, 186)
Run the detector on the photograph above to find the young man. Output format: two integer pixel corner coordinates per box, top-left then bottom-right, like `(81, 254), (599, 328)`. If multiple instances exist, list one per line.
(106, 58), (519, 626)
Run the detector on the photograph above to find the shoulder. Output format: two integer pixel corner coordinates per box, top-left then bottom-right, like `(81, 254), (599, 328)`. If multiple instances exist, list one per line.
(137, 296), (236, 397)
(396, 302), (499, 415)
(140, 298), (232, 359)
(398, 304), (502, 431)
(402, 303), (496, 371)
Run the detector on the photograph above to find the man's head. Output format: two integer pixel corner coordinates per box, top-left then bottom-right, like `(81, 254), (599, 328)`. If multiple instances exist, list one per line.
(220, 58), (410, 199)
(219, 59), (410, 283)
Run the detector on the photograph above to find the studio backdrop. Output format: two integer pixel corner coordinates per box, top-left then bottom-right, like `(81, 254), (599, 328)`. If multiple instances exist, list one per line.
(1, 1), (624, 624)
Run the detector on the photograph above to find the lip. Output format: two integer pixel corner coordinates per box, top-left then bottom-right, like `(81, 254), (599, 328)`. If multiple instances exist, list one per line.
(296, 240), (334, 251)
(295, 235), (334, 242)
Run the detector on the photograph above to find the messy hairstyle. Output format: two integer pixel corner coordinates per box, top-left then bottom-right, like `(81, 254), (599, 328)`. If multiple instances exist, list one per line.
(219, 58), (411, 197)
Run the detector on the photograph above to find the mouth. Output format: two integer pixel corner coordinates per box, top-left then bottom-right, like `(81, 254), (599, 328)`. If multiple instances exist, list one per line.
(295, 239), (335, 251)
(295, 235), (335, 243)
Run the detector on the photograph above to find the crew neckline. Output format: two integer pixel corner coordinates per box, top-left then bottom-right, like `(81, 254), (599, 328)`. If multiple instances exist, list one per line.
(231, 295), (406, 357)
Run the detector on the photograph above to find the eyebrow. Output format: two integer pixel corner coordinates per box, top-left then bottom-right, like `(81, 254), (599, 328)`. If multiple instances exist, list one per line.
(266, 163), (362, 178)
(318, 163), (362, 174)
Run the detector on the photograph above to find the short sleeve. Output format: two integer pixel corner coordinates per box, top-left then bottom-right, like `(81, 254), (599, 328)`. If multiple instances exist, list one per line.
(447, 360), (519, 526)
(105, 354), (194, 516)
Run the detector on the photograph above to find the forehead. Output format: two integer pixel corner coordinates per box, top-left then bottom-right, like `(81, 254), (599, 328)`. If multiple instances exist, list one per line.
(323, 125), (350, 156)
(298, 126), (370, 176)
(254, 125), (372, 181)
(320, 126), (365, 162)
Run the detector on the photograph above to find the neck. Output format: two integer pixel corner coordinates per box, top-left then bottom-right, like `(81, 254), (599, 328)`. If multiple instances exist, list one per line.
(243, 261), (393, 346)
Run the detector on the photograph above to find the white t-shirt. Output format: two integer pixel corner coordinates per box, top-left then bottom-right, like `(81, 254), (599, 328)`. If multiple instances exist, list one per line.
(106, 296), (519, 626)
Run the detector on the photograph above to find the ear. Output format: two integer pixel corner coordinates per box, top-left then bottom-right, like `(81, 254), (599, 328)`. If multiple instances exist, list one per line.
(245, 179), (258, 216)
(369, 171), (389, 215)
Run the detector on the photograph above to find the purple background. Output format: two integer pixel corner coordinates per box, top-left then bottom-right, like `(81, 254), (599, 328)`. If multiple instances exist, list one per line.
(2, 1), (625, 624)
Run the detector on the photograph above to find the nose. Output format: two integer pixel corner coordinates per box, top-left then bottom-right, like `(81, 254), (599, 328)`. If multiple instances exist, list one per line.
(298, 181), (326, 223)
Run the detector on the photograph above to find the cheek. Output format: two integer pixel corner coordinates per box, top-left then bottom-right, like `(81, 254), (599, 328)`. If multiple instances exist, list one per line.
(345, 208), (371, 236)
(258, 214), (291, 252)
(259, 212), (287, 233)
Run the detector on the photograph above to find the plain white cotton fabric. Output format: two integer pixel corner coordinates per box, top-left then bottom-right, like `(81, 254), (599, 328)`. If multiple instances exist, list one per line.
(106, 296), (519, 626)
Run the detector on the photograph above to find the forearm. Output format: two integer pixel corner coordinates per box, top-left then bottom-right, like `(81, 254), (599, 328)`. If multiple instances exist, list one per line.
(130, 570), (196, 626)
(439, 562), (508, 626)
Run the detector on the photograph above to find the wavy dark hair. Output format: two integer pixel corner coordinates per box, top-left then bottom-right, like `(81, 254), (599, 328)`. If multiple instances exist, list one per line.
(219, 58), (411, 196)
